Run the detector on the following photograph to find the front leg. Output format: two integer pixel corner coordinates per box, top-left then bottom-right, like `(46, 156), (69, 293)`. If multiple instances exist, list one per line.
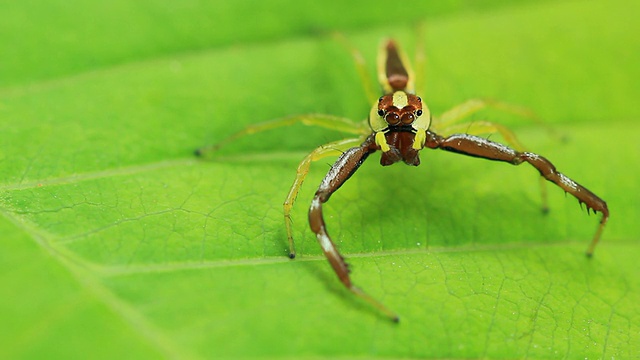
(283, 137), (365, 259)
(308, 135), (399, 321)
(424, 132), (609, 256)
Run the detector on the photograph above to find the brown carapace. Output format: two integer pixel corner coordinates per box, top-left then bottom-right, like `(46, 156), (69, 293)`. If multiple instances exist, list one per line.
(197, 39), (609, 322)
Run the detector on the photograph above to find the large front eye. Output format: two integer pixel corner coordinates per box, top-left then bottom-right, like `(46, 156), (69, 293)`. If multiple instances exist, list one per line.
(385, 113), (400, 125)
(401, 113), (414, 124)
(416, 109), (423, 116)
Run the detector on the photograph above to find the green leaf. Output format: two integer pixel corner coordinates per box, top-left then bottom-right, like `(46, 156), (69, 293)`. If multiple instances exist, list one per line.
(1, 0), (638, 358)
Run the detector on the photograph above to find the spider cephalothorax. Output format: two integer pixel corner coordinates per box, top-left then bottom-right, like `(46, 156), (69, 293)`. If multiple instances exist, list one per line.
(378, 91), (423, 126)
(371, 91), (430, 165)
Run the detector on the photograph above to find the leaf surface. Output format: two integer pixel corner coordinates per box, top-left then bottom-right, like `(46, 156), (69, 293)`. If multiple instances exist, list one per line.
(1, 0), (638, 358)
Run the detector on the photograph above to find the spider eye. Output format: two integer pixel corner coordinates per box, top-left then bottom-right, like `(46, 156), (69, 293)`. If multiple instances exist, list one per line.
(416, 109), (423, 116)
(378, 96), (384, 103)
(401, 113), (414, 124)
(417, 97), (422, 102)
(377, 109), (384, 117)
(385, 113), (400, 125)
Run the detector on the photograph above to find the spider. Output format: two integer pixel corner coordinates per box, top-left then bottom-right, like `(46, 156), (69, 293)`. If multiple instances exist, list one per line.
(197, 37), (609, 322)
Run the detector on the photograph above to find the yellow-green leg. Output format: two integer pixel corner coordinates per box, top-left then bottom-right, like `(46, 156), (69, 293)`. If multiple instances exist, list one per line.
(413, 22), (427, 97)
(332, 32), (379, 104)
(434, 98), (543, 131)
(195, 114), (368, 157)
(284, 136), (367, 258)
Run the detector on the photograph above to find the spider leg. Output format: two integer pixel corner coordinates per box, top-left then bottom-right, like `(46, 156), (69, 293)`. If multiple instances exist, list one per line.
(332, 33), (379, 105)
(424, 132), (609, 256)
(434, 98), (544, 130)
(414, 22), (427, 97)
(308, 135), (398, 321)
(284, 136), (367, 258)
(436, 120), (525, 150)
(435, 97), (564, 140)
(437, 120), (550, 212)
(195, 114), (368, 157)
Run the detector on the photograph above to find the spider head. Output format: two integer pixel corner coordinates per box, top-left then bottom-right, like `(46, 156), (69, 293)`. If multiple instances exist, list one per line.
(376, 91), (423, 127)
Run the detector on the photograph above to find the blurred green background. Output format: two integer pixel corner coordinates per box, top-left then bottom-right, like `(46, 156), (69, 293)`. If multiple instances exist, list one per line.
(1, 0), (638, 358)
